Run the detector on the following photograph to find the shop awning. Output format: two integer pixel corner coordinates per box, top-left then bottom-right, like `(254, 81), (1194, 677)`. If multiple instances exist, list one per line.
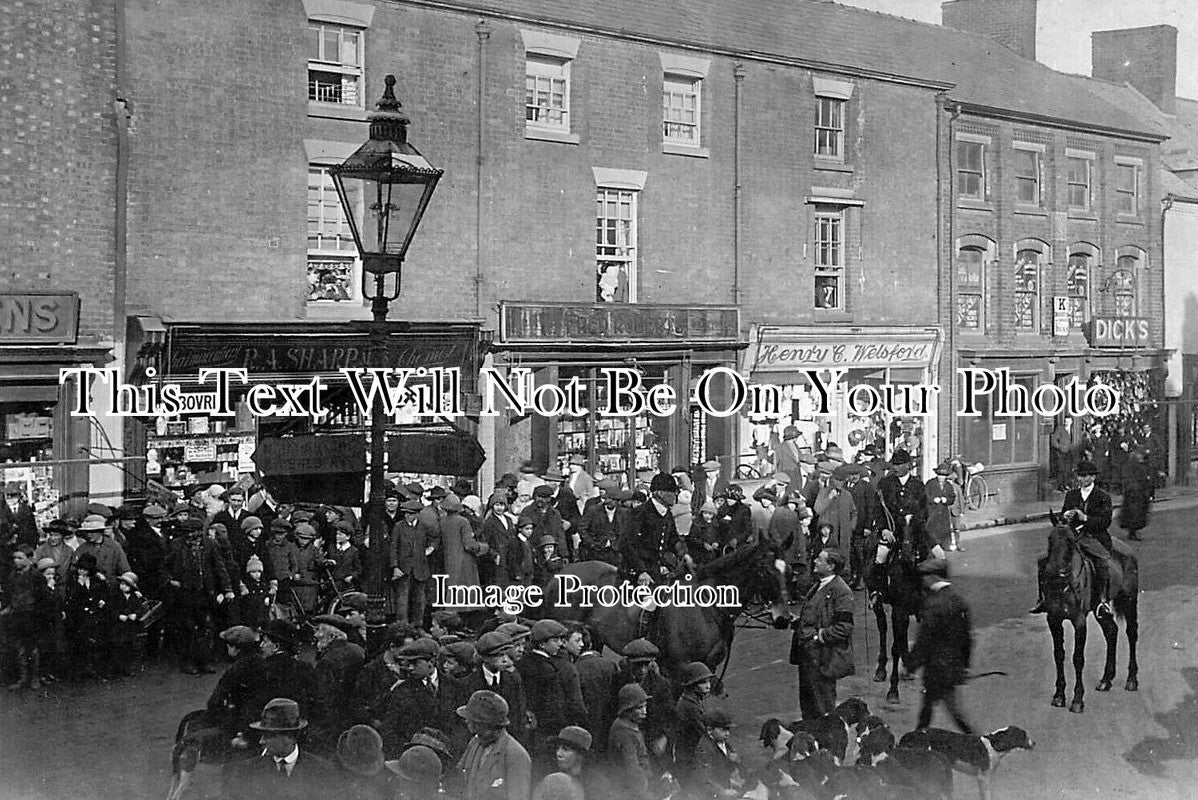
(387, 424), (486, 477)
(252, 434), (367, 505)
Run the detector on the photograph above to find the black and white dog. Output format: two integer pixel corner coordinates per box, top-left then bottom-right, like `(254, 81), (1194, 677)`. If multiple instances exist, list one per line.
(898, 726), (1035, 800)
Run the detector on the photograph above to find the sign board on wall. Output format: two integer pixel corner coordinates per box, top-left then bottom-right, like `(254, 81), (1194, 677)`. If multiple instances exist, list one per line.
(1052, 296), (1070, 337)
(0, 294), (80, 343)
(750, 327), (941, 372)
(1086, 317), (1151, 348)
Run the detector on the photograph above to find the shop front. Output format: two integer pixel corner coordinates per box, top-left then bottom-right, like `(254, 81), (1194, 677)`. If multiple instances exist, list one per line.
(0, 293), (112, 520)
(744, 325), (943, 478)
(489, 302), (746, 487)
(957, 314), (1170, 504)
(124, 319), (487, 503)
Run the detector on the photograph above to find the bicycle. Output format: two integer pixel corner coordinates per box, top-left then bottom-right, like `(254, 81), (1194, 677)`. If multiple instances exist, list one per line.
(948, 454), (992, 512)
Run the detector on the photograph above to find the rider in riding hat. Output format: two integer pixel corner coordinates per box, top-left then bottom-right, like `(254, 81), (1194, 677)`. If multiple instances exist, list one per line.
(1030, 460), (1117, 618)
(869, 449), (927, 603)
(621, 473), (683, 586)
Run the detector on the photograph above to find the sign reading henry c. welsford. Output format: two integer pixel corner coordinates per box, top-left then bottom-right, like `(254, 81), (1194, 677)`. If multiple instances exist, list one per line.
(0, 294), (80, 344)
(1086, 316), (1151, 348)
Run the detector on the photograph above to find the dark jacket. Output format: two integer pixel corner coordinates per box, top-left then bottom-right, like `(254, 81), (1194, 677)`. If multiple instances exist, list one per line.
(1061, 485), (1113, 550)
(716, 501), (752, 551)
(353, 653), (406, 726)
(383, 676), (442, 755)
(607, 717), (653, 800)
(789, 575), (855, 675)
(552, 651), (589, 728)
(575, 650), (616, 727)
(312, 638), (366, 736)
(517, 650), (566, 748)
(673, 690), (707, 774)
(123, 521), (168, 595)
(229, 531), (276, 587)
(326, 542), (363, 588)
(221, 748), (336, 800)
(577, 504), (628, 566)
(163, 536), (231, 601)
(251, 653), (318, 721)
(692, 734), (740, 799)
(392, 518), (432, 582)
(0, 499), (38, 547)
(208, 650), (268, 735)
(873, 474), (928, 554)
(622, 500), (680, 578)
(909, 583), (972, 690)
(1119, 460), (1152, 531)
(460, 665), (530, 743)
(848, 478), (877, 537)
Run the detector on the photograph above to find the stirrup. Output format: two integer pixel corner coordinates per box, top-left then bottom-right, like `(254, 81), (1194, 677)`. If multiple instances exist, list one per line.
(1096, 600), (1114, 619)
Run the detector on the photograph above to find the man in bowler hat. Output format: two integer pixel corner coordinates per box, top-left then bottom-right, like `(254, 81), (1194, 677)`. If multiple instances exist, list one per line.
(221, 697), (335, 800)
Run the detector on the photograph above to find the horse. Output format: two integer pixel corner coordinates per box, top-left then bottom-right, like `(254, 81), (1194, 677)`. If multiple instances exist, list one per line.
(867, 538), (924, 704)
(540, 542), (786, 686)
(1043, 511), (1139, 714)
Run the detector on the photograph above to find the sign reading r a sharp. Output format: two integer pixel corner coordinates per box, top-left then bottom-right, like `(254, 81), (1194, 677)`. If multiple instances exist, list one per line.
(0, 294), (80, 343)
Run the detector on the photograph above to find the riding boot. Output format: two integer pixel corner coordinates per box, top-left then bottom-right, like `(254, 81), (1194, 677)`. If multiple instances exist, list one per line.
(1028, 557), (1048, 614)
(1093, 560), (1113, 617)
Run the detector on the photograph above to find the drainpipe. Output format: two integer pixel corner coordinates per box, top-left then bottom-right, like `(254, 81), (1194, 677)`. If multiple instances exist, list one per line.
(113, 0), (131, 340)
(732, 63), (746, 305)
(1162, 195), (1175, 483)
(474, 19), (490, 320)
(943, 99), (961, 457)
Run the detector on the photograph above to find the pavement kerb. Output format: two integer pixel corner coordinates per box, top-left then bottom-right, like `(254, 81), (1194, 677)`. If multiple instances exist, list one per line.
(958, 486), (1198, 535)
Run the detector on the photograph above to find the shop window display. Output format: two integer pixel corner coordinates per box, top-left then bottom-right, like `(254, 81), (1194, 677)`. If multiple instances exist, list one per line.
(0, 403), (57, 523)
(554, 368), (664, 485)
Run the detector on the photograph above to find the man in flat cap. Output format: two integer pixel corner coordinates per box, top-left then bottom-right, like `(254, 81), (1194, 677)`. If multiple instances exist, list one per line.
(310, 614), (366, 750)
(163, 518), (232, 674)
(391, 499), (433, 627)
(524, 484), (568, 562)
(517, 619), (570, 775)
(577, 485), (628, 567)
(909, 559), (974, 734)
(382, 638), (443, 753)
(208, 626), (267, 741)
(459, 631), (530, 748)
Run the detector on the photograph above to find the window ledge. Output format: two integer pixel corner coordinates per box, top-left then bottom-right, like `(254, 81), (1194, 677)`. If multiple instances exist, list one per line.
(525, 127), (580, 145)
(813, 158), (853, 173)
(1067, 210), (1098, 221)
(1013, 206), (1047, 217)
(1116, 214), (1145, 225)
(308, 102), (368, 122)
(662, 142), (710, 158)
(956, 199), (993, 212)
(306, 302), (371, 320)
(813, 311), (853, 323)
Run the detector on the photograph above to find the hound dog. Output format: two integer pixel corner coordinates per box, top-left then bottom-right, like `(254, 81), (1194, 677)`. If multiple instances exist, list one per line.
(857, 726), (954, 799)
(898, 726), (1035, 800)
(760, 698), (872, 765)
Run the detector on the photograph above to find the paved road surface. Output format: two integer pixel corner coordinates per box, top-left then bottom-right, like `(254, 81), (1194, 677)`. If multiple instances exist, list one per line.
(2, 496), (1197, 799)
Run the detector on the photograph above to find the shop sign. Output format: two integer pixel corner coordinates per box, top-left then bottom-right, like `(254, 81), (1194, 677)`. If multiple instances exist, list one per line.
(1086, 317), (1150, 348)
(0, 294), (79, 344)
(1052, 297), (1070, 338)
(499, 303), (741, 344)
(752, 330), (939, 372)
(164, 330), (478, 378)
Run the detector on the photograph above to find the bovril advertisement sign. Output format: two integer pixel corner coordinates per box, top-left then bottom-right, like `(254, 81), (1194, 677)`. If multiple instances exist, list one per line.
(1086, 316), (1151, 348)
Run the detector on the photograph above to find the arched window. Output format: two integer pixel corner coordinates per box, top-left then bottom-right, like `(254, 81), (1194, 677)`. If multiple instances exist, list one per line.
(1067, 242), (1099, 329)
(1112, 246), (1146, 317)
(1013, 239), (1049, 331)
(956, 234), (993, 331)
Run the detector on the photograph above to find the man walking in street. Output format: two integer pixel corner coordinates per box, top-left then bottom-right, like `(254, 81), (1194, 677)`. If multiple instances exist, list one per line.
(910, 558), (974, 734)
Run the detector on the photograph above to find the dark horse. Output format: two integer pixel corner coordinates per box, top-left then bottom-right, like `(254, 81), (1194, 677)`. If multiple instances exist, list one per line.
(1044, 511), (1139, 714)
(867, 537), (924, 704)
(541, 543), (786, 682)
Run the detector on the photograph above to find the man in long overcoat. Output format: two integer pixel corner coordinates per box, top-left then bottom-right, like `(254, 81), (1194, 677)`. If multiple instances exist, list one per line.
(788, 549), (854, 720)
(910, 559), (974, 734)
(923, 461), (958, 559)
(164, 518), (232, 674)
(871, 449), (927, 578)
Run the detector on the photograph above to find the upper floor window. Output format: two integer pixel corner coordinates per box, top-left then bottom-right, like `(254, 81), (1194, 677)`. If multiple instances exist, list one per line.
(596, 186), (638, 303)
(956, 243), (989, 330)
(956, 137), (987, 199)
(813, 207), (844, 310)
(663, 75), (701, 145)
(1115, 159), (1142, 215)
(812, 77), (853, 162)
(1013, 242), (1048, 331)
(1066, 247), (1097, 329)
(522, 30), (580, 142)
(307, 165), (360, 304)
(1013, 143), (1043, 206)
(1066, 151), (1094, 210)
(526, 55), (570, 131)
(1112, 247), (1146, 317)
(308, 22), (363, 107)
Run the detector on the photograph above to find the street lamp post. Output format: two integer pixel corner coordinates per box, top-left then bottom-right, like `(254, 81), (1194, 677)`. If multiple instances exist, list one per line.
(329, 75), (442, 601)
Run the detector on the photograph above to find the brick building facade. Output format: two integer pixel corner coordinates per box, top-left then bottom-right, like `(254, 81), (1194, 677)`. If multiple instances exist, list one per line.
(0, 0), (121, 516)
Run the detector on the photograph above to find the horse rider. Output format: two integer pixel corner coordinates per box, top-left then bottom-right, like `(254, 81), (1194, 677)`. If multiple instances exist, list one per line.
(621, 473), (682, 586)
(869, 449), (928, 601)
(1030, 460), (1116, 618)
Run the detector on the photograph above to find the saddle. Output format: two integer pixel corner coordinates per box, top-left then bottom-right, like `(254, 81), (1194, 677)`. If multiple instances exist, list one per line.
(1073, 550), (1122, 606)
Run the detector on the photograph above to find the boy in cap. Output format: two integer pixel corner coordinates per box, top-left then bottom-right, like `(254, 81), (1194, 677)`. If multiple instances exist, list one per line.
(208, 625), (265, 739)
(457, 690), (531, 800)
(532, 534), (565, 586)
(688, 500), (722, 566)
(517, 619), (569, 774)
(290, 523), (324, 615)
(4, 545), (53, 689)
(392, 498), (433, 627)
(613, 639), (675, 764)
(577, 484), (627, 567)
(608, 683), (658, 800)
(383, 638), (443, 754)
(674, 661), (714, 780)
(324, 521), (362, 590)
(264, 520), (300, 605)
(692, 708), (742, 799)
(352, 621), (416, 729)
(460, 631), (530, 747)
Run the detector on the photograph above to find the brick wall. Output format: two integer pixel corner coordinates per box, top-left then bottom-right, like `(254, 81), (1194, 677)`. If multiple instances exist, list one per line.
(0, 0), (118, 341)
(1091, 26), (1178, 115)
(941, 0), (1037, 61)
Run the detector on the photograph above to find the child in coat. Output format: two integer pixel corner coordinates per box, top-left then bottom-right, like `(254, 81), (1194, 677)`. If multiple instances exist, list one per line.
(532, 534), (564, 586)
(692, 708), (742, 800)
(324, 523), (362, 591)
(236, 555), (273, 630)
(688, 501), (723, 567)
(4, 546), (54, 690)
(109, 571), (143, 676)
(65, 551), (112, 678)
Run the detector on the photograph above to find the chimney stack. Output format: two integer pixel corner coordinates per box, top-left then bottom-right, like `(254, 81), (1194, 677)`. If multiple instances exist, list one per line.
(1091, 25), (1177, 114)
(941, 0), (1037, 61)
